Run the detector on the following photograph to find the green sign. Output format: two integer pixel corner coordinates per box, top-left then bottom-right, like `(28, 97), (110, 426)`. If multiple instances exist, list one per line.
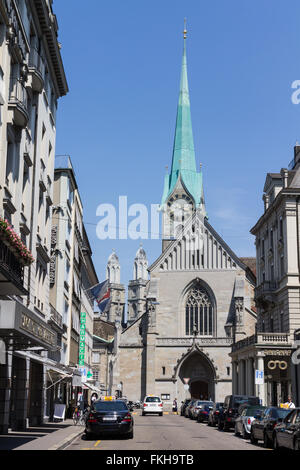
(78, 312), (86, 366)
(87, 371), (93, 379)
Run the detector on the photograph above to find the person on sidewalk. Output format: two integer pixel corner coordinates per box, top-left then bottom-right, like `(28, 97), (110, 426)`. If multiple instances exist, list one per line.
(172, 398), (178, 413)
(284, 396), (296, 409)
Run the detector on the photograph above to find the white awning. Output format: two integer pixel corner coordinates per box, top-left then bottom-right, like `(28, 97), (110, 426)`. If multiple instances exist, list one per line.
(82, 382), (101, 393)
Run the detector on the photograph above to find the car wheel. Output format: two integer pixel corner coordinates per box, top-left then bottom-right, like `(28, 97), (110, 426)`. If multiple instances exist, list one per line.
(84, 431), (94, 440)
(218, 421), (224, 431)
(250, 430), (258, 445)
(223, 422), (229, 432)
(263, 432), (272, 449)
(234, 425), (240, 437)
(293, 438), (300, 451)
(127, 430), (134, 439)
(207, 420), (211, 426)
(273, 435), (280, 451)
(242, 427), (249, 440)
(142, 412), (145, 416)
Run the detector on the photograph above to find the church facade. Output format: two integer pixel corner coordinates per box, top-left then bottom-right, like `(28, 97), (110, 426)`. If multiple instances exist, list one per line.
(110, 30), (257, 407)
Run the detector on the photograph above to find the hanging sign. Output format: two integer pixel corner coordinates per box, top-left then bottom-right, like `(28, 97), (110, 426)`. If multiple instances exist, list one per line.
(78, 312), (86, 366)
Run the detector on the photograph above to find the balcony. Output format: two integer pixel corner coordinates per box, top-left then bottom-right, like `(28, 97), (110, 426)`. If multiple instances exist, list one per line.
(8, 78), (29, 128)
(48, 304), (63, 332)
(0, 239), (28, 296)
(232, 332), (291, 353)
(254, 281), (278, 310)
(28, 48), (45, 93)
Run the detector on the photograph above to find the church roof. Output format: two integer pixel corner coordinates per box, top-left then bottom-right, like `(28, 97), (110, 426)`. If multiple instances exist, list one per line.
(161, 31), (204, 211)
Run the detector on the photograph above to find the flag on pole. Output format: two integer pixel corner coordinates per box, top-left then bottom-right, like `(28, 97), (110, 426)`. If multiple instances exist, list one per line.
(90, 280), (111, 314)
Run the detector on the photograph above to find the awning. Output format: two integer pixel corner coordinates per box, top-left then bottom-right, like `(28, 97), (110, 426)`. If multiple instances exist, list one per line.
(82, 382), (101, 393)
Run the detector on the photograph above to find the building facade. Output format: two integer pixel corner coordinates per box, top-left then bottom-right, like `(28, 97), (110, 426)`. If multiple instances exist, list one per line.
(231, 145), (300, 406)
(0, 0), (68, 433)
(110, 32), (257, 408)
(49, 156), (100, 411)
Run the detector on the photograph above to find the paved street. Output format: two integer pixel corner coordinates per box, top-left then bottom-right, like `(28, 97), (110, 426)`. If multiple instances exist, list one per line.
(65, 412), (267, 451)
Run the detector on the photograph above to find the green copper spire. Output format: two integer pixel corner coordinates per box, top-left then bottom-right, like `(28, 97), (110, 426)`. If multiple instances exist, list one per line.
(161, 23), (205, 213)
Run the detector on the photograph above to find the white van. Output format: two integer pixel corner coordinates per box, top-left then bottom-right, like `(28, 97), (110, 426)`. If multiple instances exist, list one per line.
(142, 395), (163, 416)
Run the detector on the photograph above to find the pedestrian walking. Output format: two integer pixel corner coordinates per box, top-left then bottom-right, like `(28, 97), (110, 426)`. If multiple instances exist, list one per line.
(284, 396), (296, 409)
(172, 398), (178, 413)
(91, 392), (98, 405)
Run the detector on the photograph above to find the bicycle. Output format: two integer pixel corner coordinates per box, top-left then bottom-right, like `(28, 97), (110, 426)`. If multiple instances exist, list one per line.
(73, 407), (89, 426)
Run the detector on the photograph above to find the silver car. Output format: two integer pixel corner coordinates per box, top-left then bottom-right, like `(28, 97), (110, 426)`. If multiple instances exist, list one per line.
(234, 405), (266, 439)
(191, 400), (213, 421)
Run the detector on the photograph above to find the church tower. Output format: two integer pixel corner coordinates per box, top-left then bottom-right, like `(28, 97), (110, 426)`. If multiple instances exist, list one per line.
(105, 250), (125, 325)
(160, 24), (206, 251)
(127, 245), (149, 326)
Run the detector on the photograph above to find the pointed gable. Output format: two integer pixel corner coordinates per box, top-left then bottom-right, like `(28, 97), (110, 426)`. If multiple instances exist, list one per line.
(149, 211), (246, 273)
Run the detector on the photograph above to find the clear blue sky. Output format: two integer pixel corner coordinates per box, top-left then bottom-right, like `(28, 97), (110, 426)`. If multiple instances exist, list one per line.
(53, 0), (300, 292)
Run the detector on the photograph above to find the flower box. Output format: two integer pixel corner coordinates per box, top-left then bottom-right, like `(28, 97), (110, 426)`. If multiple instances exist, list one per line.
(0, 217), (34, 266)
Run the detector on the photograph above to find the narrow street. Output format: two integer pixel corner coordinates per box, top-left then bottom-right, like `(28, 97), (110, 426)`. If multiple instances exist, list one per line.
(65, 412), (267, 451)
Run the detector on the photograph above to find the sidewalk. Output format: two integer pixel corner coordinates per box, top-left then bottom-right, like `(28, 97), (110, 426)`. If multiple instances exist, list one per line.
(0, 419), (84, 451)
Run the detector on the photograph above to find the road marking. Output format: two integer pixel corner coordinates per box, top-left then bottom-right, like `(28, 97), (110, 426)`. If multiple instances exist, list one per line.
(163, 412), (169, 415)
(94, 440), (101, 447)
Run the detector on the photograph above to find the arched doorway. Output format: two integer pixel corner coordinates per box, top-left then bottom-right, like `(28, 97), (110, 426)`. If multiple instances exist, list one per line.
(178, 350), (216, 401)
(190, 380), (209, 400)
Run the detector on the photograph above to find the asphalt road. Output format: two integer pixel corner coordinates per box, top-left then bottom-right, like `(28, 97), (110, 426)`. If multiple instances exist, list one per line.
(65, 412), (267, 451)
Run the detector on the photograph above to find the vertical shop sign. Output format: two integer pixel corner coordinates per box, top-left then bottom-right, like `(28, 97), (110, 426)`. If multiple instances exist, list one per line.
(79, 312), (86, 366)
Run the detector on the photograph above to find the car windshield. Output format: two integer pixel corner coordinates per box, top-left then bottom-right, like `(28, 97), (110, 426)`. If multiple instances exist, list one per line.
(276, 409), (292, 419)
(244, 407), (265, 417)
(93, 401), (128, 412)
(234, 397), (259, 407)
(145, 397), (161, 403)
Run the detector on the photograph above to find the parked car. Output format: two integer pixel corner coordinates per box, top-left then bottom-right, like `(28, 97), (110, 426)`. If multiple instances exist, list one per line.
(218, 395), (260, 431)
(142, 395), (164, 416)
(85, 398), (134, 439)
(234, 405), (266, 439)
(208, 402), (224, 427)
(273, 408), (300, 451)
(196, 402), (214, 423)
(250, 406), (291, 448)
(180, 399), (191, 416)
(190, 400), (213, 421)
(185, 399), (197, 418)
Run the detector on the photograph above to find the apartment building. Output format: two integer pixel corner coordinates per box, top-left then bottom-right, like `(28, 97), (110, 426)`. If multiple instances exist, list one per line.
(0, 0), (68, 433)
(50, 156), (100, 409)
(231, 145), (300, 406)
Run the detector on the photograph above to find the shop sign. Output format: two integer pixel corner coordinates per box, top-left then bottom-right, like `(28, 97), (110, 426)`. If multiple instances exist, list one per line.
(255, 370), (264, 385)
(78, 312), (86, 366)
(20, 313), (56, 347)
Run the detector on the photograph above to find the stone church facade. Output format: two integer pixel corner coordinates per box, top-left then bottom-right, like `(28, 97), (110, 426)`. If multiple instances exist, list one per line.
(109, 30), (257, 408)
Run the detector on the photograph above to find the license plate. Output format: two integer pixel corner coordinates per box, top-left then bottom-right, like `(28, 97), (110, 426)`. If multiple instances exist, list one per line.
(103, 417), (116, 421)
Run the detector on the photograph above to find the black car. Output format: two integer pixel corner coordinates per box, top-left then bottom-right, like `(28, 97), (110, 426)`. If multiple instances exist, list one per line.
(180, 399), (191, 416)
(85, 399), (134, 439)
(208, 402), (224, 427)
(250, 406), (291, 448)
(218, 395), (260, 431)
(273, 408), (300, 451)
(196, 402), (214, 423)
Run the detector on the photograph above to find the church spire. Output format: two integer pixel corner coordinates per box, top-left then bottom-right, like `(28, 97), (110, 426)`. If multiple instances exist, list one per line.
(161, 22), (205, 214)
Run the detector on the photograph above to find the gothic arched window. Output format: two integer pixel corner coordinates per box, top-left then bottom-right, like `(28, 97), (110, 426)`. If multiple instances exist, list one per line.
(185, 287), (214, 336)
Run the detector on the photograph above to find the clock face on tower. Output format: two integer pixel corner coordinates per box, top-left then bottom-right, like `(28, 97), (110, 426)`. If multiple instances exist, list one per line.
(169, 198), (192, 222)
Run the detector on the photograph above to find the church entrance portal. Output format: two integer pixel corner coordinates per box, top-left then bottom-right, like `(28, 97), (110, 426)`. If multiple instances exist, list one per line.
(190, 380), (209, 400)
(178, 351), (215, 401)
